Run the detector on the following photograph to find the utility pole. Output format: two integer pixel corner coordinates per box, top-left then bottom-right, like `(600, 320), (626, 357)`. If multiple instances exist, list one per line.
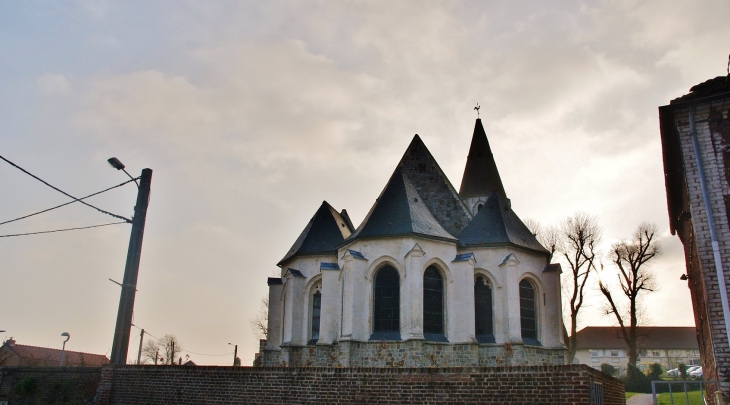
(136, 328), (145, 365)
(233, 344), (238, 366)
(110, 168), (152, 365)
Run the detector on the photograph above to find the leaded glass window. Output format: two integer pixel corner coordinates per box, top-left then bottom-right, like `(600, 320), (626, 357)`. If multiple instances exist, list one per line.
(310, 290), (321, 343)
(423, 266), (444, 335)
(373, 266), (400, 333)
(519, 279), (537, 340)
(474, 276), (493, 342)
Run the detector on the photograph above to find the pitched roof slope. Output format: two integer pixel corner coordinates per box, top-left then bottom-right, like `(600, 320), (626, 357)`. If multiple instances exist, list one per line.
(278, 201), (354, 266)
(459, 119), (507, 200)
(670, 75), (730, 104)
(1, 341), (109, 366)
(397, 135), (473, 237)
(574, 326), (698, 350)
(346, 167), (456, 242)
(458, 192), (547, 254)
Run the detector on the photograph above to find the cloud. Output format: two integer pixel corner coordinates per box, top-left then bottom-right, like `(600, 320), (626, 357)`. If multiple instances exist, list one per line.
(36, 74), (71, 97)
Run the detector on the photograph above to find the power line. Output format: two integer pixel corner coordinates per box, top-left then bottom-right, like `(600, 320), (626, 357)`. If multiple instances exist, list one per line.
(0, 221), (127, 238)
(0, 154), (132, 223)
(130, 325), (235, 357)
(0, 177), (139, 226)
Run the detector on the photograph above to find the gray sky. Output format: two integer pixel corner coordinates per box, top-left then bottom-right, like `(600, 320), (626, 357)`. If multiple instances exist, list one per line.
(2, 1), (728, 365)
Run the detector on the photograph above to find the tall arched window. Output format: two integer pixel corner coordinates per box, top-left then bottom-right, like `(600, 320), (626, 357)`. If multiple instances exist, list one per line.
(372, 266), (400, 339)
(474, 276), (494, 343)
(519, 279), (539, 345)
(423, 266), (445, 340)
(309, 287), (321, 345)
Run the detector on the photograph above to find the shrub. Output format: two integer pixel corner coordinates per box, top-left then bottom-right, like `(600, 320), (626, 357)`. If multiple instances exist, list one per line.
(648, 363), (663, 379)
(623, 365), (652, 393)
(601, 363), (616, 376)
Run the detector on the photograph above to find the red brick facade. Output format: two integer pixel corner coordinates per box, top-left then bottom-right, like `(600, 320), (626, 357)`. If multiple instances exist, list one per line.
(92, 364), (623, 405)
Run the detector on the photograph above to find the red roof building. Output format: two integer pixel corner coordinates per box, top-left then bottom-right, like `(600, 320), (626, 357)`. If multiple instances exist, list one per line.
(0, 339), (109, 367)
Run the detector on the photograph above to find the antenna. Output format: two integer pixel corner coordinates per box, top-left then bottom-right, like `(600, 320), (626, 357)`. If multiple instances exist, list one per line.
(474, 103), (481, 118)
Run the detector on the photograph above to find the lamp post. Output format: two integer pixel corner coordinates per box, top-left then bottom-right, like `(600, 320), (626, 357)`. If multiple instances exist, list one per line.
(228, 343), (238, 366)
(108, 157), (153, 365)
(60, 332), (70, 366)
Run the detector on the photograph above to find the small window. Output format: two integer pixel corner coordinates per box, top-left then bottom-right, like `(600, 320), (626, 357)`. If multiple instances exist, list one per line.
(591, 350), (602, 357)
(474, 276), (494, 343)
(424, 266), (445, 340)
(610, 350), (619, 357)
(477, 203), (483, 211)
(309, 290), (321, 344)
(651, 351), (660, 357)
(519, 279), (538, 343)
(372, 266), (400, 339)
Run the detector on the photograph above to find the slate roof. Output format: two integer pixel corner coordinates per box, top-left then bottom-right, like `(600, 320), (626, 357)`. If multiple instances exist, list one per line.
(278, 201), (354, 266)
(670, 75), (730, 104)
(458, 192), (548, 254)
(459, 119), (507, 200)
(1, 340), (109, 366)
(345, 167), (457, 243)
(397, 135), (473, 237)
(574, 326), (698, 350)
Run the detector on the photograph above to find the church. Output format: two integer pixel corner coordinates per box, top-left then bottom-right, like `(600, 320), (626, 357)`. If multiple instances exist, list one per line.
(256, 118), (566, 367)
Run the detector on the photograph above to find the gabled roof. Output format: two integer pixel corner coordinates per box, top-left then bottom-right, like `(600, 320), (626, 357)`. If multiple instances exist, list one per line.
(346, 167), (456, 243)
(1, 340), (109, 366)
(574, 326), (698, 350)
(459, 119), (507, 200)
(458, 192), (548, 254)
(396, 135), (473, 237)
(278, 201), (354, 267)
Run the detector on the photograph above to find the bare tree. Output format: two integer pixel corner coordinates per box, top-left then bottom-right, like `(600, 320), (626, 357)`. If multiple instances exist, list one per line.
(250, 297), (269, 340)
(525, 219), (559, 262)
(599, 222), (661, 368)
(141, 334), (183, 365)
(559, 213), (602, 364)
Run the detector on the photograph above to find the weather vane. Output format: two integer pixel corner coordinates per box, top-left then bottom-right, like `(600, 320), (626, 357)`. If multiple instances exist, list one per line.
(474, 103), (480, 118)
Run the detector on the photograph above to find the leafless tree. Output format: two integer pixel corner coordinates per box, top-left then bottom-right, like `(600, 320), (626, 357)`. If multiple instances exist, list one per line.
(599, 222), (661, 368)
(559, 213), (602, 364)
(525, 219), (559, 262)
(250, 297), (269, 340)
(141, 334), (182, 365)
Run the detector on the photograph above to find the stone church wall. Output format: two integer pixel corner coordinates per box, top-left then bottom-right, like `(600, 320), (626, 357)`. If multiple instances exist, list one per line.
(259, 340), (565, 368)
(92, 364), (623, 405)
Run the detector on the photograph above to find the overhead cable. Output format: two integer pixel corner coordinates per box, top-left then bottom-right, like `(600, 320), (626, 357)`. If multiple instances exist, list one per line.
(0, 177), (139, 226)
(0, 221), (127, 238)
(0, 155), (132, 223)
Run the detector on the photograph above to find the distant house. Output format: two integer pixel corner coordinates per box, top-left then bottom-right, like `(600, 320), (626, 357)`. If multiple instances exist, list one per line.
(574, 327), (699, 375)
(0, 338), (109, 367)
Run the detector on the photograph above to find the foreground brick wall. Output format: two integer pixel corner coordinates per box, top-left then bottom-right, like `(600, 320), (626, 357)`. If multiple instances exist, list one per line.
(93, 364), (623, 405)
(0, 367), (102, 405)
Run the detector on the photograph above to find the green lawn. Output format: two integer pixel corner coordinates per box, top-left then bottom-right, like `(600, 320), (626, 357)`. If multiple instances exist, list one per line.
(655, 391), (704, 405)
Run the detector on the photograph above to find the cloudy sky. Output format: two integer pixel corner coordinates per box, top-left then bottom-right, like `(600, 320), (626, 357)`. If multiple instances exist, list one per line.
(2, 1), (728, 365)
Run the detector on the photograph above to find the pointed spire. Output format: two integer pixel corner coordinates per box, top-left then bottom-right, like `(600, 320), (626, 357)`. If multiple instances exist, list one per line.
(396, 135), (473, 237)
(277, 201), (354, 266)
(346, 168), (456, 242)
(459, 119), (507, 200)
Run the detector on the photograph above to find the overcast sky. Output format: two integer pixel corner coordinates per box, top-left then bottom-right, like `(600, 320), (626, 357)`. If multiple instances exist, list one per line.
(2, 1), (729, 365)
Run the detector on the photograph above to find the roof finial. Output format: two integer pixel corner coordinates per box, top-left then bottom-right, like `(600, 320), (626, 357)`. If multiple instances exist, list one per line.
(474, 103), (480, 118)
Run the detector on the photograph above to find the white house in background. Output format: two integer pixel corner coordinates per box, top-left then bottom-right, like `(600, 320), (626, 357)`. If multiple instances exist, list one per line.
(255, 118), (566, 367)
(574, 326), (700, 375)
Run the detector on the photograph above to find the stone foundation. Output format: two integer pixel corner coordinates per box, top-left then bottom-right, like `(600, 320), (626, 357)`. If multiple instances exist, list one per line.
(256, 340), (565, 367)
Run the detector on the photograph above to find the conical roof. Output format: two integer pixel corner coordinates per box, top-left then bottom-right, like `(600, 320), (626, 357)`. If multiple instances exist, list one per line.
(458, 192), (547, 254)
(459, 119), (507, 200)
(396, 135), (473, 237)
(277, 201), (354, 266)
(346, 167), (456, 242)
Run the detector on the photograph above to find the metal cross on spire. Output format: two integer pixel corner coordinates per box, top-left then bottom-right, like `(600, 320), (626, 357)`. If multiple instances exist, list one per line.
(474, 103), (480, 118)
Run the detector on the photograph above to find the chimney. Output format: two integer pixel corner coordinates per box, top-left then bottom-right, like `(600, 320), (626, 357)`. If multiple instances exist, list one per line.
(6, 338), (15, 346)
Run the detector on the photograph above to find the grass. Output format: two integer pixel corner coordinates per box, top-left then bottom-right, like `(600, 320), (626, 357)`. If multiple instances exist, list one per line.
(626, 392), (638, 400)
(655, 390), (704, 405)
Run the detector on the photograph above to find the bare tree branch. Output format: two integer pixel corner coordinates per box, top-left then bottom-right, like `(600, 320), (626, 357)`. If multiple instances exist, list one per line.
(250, 297), (269, 340)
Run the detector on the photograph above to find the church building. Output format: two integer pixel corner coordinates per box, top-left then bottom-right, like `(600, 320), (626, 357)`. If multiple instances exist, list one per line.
(256, 118), (566, 367)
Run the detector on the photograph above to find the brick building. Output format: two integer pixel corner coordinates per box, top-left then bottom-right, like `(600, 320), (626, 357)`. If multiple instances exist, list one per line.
(0, 338), (109, 367)
(660, 74), (730, 400)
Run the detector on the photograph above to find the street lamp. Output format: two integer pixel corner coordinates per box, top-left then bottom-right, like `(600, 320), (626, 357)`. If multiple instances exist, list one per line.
(108, 157), (153, 365)
(228, 343), (238, 366)
(60, 332), (70, 366)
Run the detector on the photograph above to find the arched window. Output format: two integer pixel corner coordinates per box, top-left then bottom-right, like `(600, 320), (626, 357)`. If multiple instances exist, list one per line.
(477, 203), (483, 212)
(309, 287), (321, 345)
(519, 279), (539, 345)
(372, 266), (400, 339)
(423, 266), (446, 341)
(474, 276), (494, 343)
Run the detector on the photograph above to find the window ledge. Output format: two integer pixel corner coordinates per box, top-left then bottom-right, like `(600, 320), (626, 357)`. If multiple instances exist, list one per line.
(424, 333), (448, 343)
(476, 334), (496, 344)
(369, 332), (402, 341)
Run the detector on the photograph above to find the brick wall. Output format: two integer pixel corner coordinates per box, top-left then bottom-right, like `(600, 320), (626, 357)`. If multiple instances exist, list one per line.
(671, 99), (730, 402)
(93, 364), (624, 405)
(0, 367), (102, 405)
